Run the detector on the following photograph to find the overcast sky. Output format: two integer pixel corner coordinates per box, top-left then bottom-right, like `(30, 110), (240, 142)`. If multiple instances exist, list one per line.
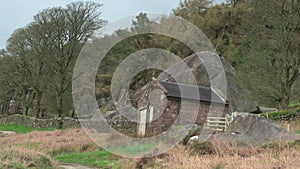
(0, 0), (224, 49)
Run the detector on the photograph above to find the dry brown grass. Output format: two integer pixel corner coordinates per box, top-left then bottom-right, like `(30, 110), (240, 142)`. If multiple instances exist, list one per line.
(0, 128), (100, 168)
(0, 128), (135, 168)
(151, 140), (300, 169)
(276, 119), (300, 133)
(0, 146), (60, 168)
(1, 128), (300, 169)
(0, 128), (96, 154)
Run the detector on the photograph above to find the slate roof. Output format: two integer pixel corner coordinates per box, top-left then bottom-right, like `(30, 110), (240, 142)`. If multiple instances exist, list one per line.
(159, 81), (228, 104)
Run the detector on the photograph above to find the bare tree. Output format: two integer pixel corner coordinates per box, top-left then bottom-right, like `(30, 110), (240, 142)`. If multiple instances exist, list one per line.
(32, 1), (106, 117)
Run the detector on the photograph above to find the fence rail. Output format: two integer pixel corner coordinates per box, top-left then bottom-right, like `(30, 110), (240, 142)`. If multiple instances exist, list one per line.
(206, 116), (229, 132)
(206, 112), (239, 132)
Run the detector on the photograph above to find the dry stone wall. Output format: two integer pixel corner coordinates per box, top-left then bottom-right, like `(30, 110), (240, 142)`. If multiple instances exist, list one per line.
(0, 114), (81, 129)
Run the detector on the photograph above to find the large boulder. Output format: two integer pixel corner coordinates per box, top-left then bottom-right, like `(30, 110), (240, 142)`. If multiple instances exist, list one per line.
(213, 113), (299, 145)
(157, 52), (258, 113)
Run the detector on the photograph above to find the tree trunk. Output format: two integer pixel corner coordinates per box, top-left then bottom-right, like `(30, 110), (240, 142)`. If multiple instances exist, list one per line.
(71, 109), (75, 118)
(23, 106), (29, 116)
(57, 70), (67, 118)
(3, 101), (9, 116)
(281, 93), (290, 110)
(22, 89), (30, 116)
(0, 103), (4, 115)
(280, 79), (292, 110)
(57, 93), (63, 118)
(34, 91), (42, 118)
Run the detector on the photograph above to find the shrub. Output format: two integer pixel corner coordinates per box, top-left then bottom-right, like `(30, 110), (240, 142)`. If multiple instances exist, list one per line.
(212, 163), (224, 169)
(181, 126), (202, 145)
(53, 150), (114, 168)
(288, 103), (300, 109)
(261, 108), (300, 121)
(0, 147), (58, 169)
(288, 139), (300, 149)
(0, 162), (25, 169)
(188, 141), (216, 155)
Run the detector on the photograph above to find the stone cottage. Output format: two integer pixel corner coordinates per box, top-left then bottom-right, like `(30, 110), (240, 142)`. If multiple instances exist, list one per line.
(133, 52), (259, 137)
(134, 80), (229, 137)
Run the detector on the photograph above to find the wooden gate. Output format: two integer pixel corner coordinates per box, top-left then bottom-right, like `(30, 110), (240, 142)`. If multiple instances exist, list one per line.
(206, 116), (229, 132)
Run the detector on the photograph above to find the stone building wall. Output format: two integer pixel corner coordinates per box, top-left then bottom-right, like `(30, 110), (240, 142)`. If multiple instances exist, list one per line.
(144, 99), (218, 137)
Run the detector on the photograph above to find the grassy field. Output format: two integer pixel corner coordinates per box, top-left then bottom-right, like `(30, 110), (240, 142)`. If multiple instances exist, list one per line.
(1, 123), (300, 168)
(0, 123), (136, 168)
(0, 122), (56, 134)
(54, 150), (113, 168)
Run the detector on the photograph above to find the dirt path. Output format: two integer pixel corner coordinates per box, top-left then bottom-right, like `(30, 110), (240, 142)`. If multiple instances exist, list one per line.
(59, 163), (94, 169)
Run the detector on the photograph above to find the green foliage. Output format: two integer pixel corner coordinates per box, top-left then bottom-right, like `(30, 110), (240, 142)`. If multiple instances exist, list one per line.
(1, 1), (106, 118)
(108, 143), (157, 156)
(212, 163), (224, 169)
(54, 150), (115, 168)
(2, 0), (300, 117)
(261, 139), (300, 153)
(288, 139), (300, 148)
(261, 108), (300, 121)
(0, 122), (59, 134)
(288, 103), (300, 109)
(95, 13), (194, 101)
(0, 122), (33, 134)
(236, 0), (300, 108)
(173, 0), (248, 64)
(261, 142), (284, 149)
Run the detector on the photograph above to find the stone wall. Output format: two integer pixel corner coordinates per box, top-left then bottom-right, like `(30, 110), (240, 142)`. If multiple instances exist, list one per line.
(0, 114), (81, 129)
(103, 110), (137, 136)
(0, 113), (137, 136)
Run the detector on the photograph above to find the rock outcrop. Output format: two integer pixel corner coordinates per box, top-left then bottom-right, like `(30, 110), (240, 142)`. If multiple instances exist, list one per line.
(213, 113), (299, 145)
(157, 52), (259, 113)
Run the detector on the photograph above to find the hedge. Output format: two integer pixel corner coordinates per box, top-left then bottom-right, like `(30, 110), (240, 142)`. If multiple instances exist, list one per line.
(261, 108), (300, 121)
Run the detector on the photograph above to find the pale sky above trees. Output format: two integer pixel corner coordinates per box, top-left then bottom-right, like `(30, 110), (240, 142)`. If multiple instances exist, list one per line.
(0, 0), (224, 49)
(0, 0), (179, 49)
